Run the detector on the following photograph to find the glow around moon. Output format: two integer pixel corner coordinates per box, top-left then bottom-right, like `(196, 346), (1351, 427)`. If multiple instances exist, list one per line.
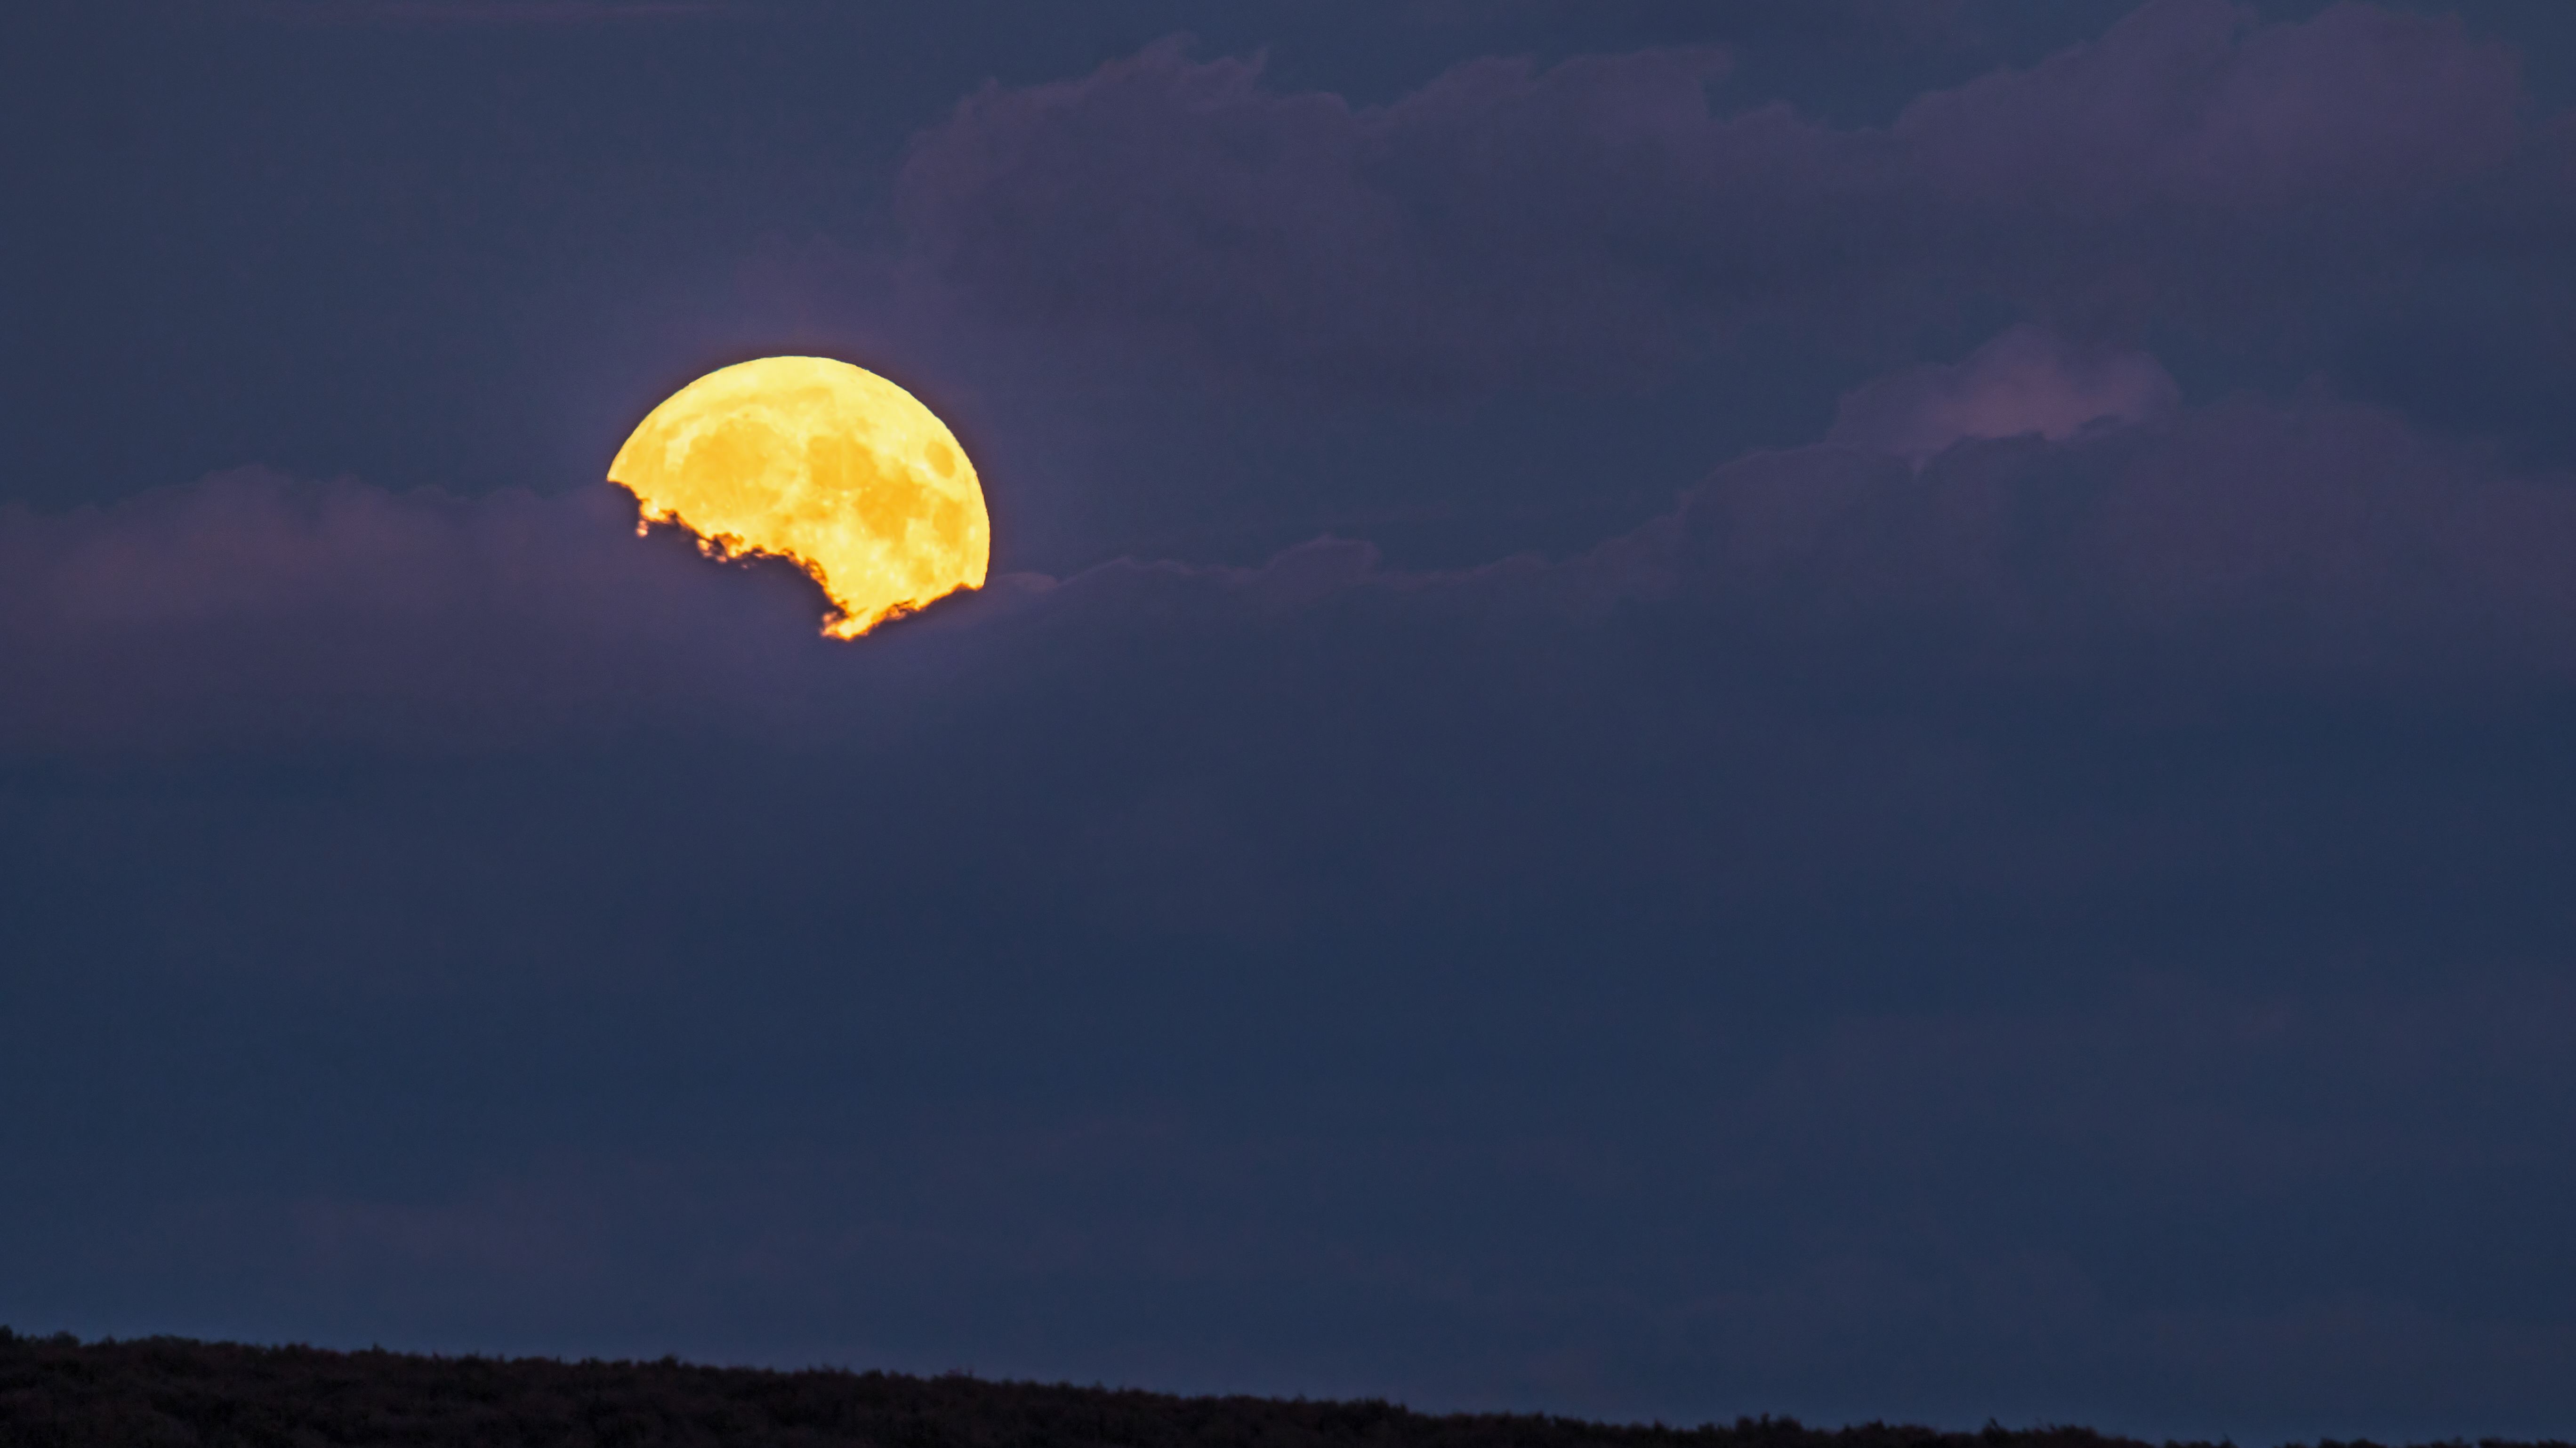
(608, 357), (990, 638)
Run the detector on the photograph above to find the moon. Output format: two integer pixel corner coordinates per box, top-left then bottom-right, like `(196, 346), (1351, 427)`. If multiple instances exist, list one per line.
(608, 357), (990, 638)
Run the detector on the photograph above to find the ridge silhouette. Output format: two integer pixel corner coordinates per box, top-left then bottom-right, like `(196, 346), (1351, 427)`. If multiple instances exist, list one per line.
(2, 1329), (2562, 1448)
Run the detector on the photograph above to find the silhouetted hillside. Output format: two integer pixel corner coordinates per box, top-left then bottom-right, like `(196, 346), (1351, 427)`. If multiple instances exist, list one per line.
(0, 1328), (2563, 1448)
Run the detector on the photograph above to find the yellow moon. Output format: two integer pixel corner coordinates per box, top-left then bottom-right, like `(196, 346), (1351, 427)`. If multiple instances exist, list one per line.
(608, 357), (990, 638)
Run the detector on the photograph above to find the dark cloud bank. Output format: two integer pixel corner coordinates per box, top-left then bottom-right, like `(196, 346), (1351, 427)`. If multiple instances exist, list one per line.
(9, 3), (2576, 1444)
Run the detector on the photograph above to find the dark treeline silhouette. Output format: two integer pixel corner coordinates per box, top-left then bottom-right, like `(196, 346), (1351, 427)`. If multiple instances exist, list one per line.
(1, 1329), (2567, 1448)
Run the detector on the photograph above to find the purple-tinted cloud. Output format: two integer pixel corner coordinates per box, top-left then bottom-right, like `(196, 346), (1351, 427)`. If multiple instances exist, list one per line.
(1827, 325), (2180, 463)
(1639, 392), (2576, 680)
(896, 0), (2526, 394)
(7, 382), (2574, 761)
(0, 470), (836, 755)
(897, 40), (1741, 394)
(1894, 0), (2518, 212)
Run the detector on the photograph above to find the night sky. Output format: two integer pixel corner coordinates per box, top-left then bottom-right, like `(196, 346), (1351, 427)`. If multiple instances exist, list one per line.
(8, 1), (2576, 1441)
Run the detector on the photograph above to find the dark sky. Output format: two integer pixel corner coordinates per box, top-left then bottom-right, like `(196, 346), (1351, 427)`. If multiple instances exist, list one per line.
(8, 0), (2576, 1441)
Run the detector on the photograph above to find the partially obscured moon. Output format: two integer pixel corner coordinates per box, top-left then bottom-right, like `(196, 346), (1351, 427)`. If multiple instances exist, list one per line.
(608, 357), (990, 638)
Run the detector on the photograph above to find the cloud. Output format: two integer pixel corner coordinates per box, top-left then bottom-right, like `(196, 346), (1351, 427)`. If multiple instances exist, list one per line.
(1893, 0), (2519, 211)
(10, 379), (2576, 771)
(11, 393), (2576, 1434)
(11, 393), (2576, 1012)
(0, 469), (834, 756)
(1643, 391), (2576, 682)
(894, 0), (2528, 395)
(1826, 325), (2180, 463)
(897, 40), (1742, 394)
